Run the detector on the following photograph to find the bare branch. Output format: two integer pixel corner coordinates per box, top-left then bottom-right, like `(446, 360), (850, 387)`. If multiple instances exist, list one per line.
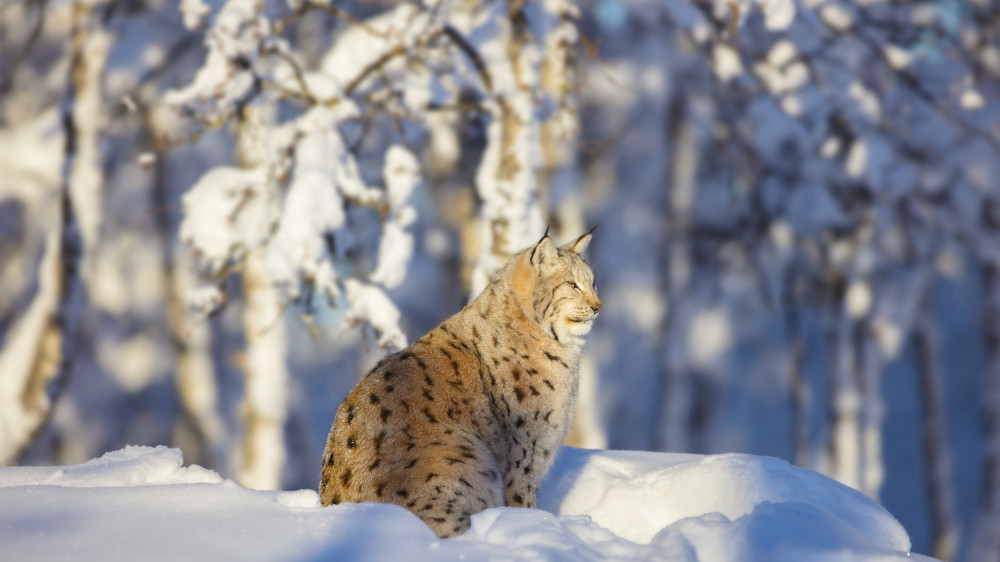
(440, 24), (494, 93)
(285, 1), (389, 39)
(344, 43), (407, 96)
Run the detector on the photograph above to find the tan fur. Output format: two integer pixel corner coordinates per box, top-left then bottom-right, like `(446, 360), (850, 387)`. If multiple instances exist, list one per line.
(319, 232), (600, 538)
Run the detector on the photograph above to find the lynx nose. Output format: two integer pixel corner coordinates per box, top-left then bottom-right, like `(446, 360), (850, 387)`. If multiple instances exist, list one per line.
(592, 301), (602, 314)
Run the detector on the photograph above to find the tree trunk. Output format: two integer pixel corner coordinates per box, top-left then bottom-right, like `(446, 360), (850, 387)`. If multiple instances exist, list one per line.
(857, 318), (885, 499)
(785, 298), (810, 467)
(237, 253), (289, 490)
(914, 312), (958, 561)
(469, 0), (544, 295)
(651, 90), (695, 453)
(971, 263), (1000, 561)
(0, 1), (107, 464)
(827, 293), (862, 490)
(232, 107), (289, 490)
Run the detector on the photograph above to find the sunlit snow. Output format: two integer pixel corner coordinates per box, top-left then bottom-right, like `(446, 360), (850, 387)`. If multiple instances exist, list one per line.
(0, 446), (931, 561)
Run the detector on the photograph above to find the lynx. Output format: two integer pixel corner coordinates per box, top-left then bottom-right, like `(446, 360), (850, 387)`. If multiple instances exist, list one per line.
(318, 230), (600, 538)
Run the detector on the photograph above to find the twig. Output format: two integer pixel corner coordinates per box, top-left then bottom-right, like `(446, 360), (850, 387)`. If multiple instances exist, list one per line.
(345, 44), (407, 95)
(440, 24), (494, 93)
(290, 0), (388, 39)
(263, 45), (317, 103)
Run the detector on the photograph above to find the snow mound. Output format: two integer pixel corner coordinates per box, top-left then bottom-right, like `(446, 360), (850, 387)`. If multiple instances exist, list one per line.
(0, 446), (931, 561)
(0, 445), (222, 488)
(540, 448), (911, 551)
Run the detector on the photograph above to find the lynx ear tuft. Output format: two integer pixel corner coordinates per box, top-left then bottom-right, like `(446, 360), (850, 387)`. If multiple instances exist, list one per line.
(530, 231), (558, 273)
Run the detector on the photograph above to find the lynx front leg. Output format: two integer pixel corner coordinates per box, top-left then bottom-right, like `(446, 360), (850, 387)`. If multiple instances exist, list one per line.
(503, 442), (541, 508)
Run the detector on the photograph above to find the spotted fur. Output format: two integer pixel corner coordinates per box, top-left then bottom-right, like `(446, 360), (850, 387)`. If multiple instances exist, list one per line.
(319, 231), (600, 538)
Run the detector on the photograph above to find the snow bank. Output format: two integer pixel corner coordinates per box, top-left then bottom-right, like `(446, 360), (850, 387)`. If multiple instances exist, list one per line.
(0, 446), (932, 561)
(0, 446), (222, 488)
(539, 448), (920, 560)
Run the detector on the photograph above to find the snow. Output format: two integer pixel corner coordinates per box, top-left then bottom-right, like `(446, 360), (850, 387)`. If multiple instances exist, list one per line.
(319, 4), (424, 89)
(4, 0), (995, 558)
(179, 0), (210, 30)
(0, 445), (930, 561)
(179, 165), (276, 278)
(344, 279), (408, 352)
(0, 447), (221, 488)
(371, 146), (420, 289)
(711, 44), (743, 82)
(846, 281), (874, 319)
(718, 0), (796, 31)
(165, 0), (275, 123)
(960, 89), (985, 110)
(820, 3), (854, 32)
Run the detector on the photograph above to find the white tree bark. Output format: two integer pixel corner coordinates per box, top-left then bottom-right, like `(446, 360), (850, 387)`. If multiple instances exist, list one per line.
(0, 1), (107, 464)
(233, 107), (289, 491)
(828, 307), (862, 492)
(858, 320), (886, 499)
(469, 0), (545, 295)
(0, 229), (65, 464)
(237, 252), (289, 490)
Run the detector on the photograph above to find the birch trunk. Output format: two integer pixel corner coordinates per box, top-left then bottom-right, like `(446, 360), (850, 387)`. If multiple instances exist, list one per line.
(232, 108), (289, 490)
(857, 319), (885, 499)
(827, 300), (862, 491)
(828, 285), (885, 499)
(534, 0), (601, 449)
(0, 1), (106, 464)
(237, 253), (289, 490)
(469, 0), (543, 295)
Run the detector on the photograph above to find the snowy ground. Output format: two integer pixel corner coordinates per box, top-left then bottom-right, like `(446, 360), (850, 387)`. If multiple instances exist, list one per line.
(0, 446), (933, 561)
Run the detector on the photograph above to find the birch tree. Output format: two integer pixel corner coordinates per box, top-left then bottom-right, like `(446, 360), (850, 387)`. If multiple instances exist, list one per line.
(159, 0), (587, 486)
(0, 0), (110, 464)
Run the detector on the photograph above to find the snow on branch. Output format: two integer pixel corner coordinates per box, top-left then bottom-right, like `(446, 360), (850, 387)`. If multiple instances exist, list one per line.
(179, 166), (276, 280)
(371, 145), (421, 289)
(162, 0), (499, 351)
(344, 279), (407, 352)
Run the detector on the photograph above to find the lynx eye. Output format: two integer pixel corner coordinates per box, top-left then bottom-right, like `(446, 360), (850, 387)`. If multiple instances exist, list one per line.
(571, 282), (582, 292)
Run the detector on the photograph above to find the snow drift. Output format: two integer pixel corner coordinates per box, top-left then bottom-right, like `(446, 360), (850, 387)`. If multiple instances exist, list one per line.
(0, 446), (931, 561)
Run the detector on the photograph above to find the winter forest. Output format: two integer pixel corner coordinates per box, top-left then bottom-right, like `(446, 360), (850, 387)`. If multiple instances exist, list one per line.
(1, 0), (998, 559)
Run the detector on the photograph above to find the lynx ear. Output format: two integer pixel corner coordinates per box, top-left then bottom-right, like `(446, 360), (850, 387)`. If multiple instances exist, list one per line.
(563, 225), (597, 254)
(530, 230), (558, 274)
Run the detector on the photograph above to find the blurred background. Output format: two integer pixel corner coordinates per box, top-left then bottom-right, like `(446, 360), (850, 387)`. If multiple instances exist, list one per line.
(1, 0), (998, 560)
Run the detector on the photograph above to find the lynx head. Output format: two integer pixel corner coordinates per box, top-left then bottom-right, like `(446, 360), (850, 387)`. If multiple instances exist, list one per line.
(527, 229), (601, 347)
